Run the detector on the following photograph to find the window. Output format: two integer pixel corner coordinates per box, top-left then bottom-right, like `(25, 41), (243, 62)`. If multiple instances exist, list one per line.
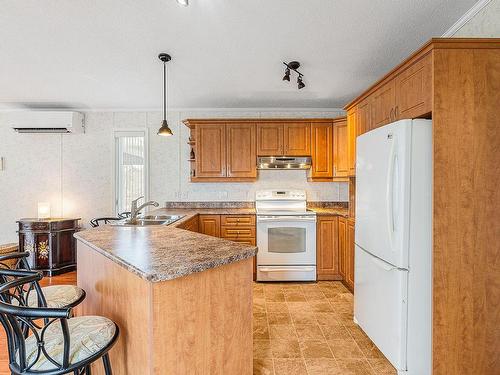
(114, 130), (149, 214)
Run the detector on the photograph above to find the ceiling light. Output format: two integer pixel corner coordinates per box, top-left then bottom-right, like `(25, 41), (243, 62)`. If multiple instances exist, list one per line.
(297, 75), (305, 90)
(282, 61), (305, 90)
(177, 0), (188, 6)
(158, 53), (173, 137)
(283, 68), (290, 81)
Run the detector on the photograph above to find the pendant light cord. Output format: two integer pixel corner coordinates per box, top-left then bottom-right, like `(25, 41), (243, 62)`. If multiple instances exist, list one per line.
(163, 61), (167, 121)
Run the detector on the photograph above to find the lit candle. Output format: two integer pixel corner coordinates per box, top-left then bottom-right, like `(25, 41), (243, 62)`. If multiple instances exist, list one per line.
(37, 202), (51, 219)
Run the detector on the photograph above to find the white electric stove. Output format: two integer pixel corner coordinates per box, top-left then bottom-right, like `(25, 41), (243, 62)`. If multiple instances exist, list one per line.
(255, 189), (317, 281)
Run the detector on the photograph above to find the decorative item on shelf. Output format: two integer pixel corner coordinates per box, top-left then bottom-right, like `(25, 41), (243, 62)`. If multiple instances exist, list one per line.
(157, 53), (174, 136)
(37, 202), (50, 219)
(190, 148), (195, 160)
(282, 61), (306, 89)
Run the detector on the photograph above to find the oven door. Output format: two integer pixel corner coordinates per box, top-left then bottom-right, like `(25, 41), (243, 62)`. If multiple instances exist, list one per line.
(257, 215), (316, 266)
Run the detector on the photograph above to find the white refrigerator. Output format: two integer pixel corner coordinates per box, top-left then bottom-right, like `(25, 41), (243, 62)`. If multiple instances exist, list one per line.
(354, 119), (432, 375)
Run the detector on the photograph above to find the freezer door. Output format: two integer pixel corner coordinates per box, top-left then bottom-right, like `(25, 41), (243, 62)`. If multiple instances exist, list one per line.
(355, 120), (412, 268)
(354, 245), (408, 371)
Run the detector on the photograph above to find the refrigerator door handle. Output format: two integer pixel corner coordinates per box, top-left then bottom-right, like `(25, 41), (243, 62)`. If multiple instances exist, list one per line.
(371, 255), (397, 271)
(386, 137), (397, 246)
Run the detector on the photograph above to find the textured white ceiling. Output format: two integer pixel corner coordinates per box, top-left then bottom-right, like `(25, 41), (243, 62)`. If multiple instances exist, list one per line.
(0, 0), (476, 110)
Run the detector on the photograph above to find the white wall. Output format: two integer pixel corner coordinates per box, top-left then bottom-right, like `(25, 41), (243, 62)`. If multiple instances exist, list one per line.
(0, 109), (346, 243)
(451, 0), (500, 37)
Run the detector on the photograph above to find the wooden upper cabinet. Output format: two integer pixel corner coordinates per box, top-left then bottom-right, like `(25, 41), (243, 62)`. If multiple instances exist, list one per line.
(257, 123), (283, 155)
(333, 118), (348, 177)
(283, 123), (311, 156)
(310, 123), (333, 179)
(196, 124), (226, 177)
(317, 216), (340, 280)
(226, 123), (257, 178)
(198, 215), (221, 237)
(395, 53), (432, 120)
(357, 97), (372, 136)
(371, 80), (396, 129)
(347, 109), (357, 176)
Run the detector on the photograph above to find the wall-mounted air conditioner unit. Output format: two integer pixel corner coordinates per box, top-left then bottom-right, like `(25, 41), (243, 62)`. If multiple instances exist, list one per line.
(7, 111), (85, 134)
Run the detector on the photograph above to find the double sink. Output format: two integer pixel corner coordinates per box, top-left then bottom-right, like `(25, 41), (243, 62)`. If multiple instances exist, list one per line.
(113, 214), (184, 227)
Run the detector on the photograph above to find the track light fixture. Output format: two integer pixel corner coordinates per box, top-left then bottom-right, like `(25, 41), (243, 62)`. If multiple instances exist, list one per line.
(283, 68), (291, 81)
(282, 61), (305, 89)
(297, 75), (305, 90)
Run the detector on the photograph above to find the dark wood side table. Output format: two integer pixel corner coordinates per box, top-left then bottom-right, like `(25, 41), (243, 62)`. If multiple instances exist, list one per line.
(17, 218), (80, 276)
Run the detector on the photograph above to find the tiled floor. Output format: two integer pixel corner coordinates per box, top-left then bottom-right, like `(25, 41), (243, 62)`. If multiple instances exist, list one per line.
(253, 281), (396, 375)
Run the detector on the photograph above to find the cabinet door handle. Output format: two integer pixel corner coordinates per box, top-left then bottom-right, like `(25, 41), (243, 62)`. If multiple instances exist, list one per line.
(390, 108), (394, 121)
(395, 106), (399, 119)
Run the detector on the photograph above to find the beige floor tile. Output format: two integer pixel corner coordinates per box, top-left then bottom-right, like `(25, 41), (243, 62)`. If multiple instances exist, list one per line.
(287, 301), (313, 312)
(253, 312), (268, 320)
(300, 339), (334, 358)
(270, 339), (302, 358)
(266, 302), (289, 313)
(332, 302), (353, 314)
(310, 301), (335, 313)
(328, 339), (365, 359)
(284, 291), (307, 302)
(273, 358), (308, 375)
(254, 322), (270, 340)
(305, 290), (327, 301)
(336, 359), (375, 375)
(254, 358), (274, 375)
(305, 358), (343, 375)
(265, 293), (286, 302)
(356, 340), (385, 359)
(315, 312), (341, 326)
(269, 324), (297, 339)
(367, 358), (397, 374)
(254, 339), (273, 359)
(254, 304), (267, 314)
(290, 310), (317, 325)
(268, 312), (292, 325)
(320, 324), (352, 340)
(294, 324), (325, 341)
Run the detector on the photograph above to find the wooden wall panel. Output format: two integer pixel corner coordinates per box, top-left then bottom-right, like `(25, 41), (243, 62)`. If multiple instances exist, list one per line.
(77, 243), (153, 375)
(152, 259), (253, 375)
(432, 48), (500, 375)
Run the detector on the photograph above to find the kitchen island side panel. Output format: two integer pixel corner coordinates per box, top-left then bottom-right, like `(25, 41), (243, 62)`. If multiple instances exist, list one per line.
(76, 241), (153, 375)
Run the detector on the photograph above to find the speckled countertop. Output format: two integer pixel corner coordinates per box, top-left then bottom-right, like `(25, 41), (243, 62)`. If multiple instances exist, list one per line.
(74, 214), (257, 283)
(74, 205), (349, 283)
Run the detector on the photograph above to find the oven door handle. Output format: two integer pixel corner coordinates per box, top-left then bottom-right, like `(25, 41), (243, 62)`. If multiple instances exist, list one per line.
(257, 216), (316, 222)
(259, 267), (316, 272)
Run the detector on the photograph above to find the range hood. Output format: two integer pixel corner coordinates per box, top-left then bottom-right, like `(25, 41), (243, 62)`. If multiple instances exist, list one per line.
(257, 156), (311, 170)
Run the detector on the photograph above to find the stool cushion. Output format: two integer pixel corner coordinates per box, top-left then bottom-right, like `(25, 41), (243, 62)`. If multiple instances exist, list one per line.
(11, 285), (85, 308)
(22, 316), (116, 371)
(0, 243), (18, 269)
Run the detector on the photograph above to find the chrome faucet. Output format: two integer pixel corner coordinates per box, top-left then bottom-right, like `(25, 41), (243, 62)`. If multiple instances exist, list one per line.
(130, 196), (159, 222)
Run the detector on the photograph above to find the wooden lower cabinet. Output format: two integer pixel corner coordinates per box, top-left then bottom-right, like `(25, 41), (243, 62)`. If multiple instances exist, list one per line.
(316, 216), (341, 280)
(338, 217), (347, 280)
(337, 216), (354, 292)
(177, 216), (199, 232)
(197, 214), (257, 280)
(345, 218), (355, 292)
(198, 215), (221, 237)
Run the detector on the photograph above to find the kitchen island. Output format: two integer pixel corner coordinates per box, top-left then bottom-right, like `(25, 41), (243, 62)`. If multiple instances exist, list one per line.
(75, 223), (256, 375)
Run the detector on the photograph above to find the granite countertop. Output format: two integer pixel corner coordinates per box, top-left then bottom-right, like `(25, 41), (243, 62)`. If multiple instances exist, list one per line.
(74, 204), (348, 283)
(74, 218), (257, 283)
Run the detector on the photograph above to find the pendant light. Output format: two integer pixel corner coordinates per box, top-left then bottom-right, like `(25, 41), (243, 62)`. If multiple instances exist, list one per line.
(158, 53), (173, 136)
